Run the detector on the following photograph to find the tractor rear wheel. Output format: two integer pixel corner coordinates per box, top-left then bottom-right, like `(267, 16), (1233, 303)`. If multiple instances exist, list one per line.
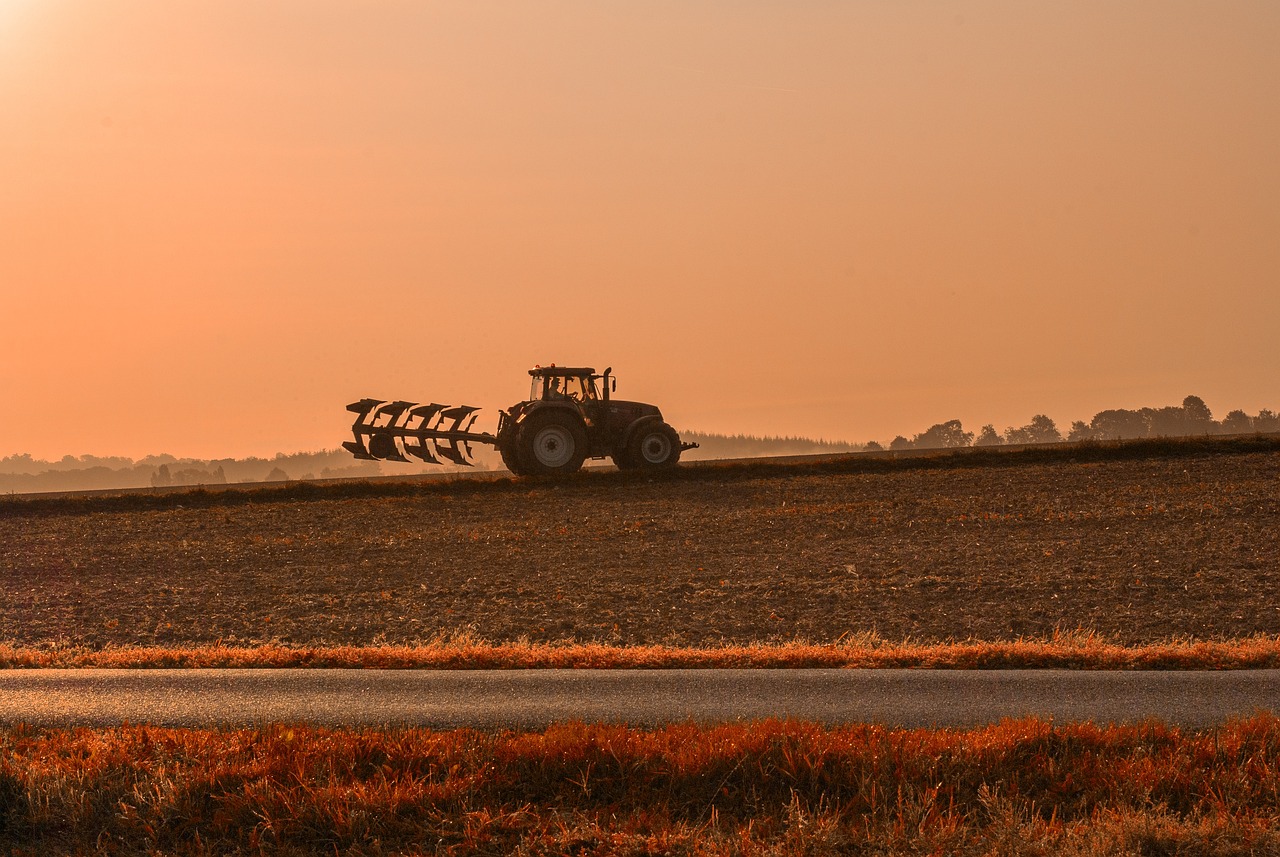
(627, 421), (681, 470)
(519, 411), (588, 476)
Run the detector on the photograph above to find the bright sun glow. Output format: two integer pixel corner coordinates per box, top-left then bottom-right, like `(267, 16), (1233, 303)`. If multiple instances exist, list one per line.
(0, 0), (35, 45)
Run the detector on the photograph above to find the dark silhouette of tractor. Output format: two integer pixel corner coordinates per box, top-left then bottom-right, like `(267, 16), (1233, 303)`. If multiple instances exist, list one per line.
(343, 365), (696, 476)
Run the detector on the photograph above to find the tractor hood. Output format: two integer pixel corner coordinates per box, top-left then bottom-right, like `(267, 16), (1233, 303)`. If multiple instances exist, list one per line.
(603, 400), (661, 420)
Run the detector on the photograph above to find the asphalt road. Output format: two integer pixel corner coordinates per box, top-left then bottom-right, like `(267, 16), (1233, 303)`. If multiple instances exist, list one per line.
(2, 669), (1278, 729)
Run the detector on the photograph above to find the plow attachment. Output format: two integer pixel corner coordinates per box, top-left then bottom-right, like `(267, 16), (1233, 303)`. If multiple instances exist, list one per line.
(343, 399), (497, 466)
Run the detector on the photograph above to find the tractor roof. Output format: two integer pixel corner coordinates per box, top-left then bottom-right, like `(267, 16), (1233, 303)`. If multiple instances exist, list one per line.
(529, 366), (596, 378)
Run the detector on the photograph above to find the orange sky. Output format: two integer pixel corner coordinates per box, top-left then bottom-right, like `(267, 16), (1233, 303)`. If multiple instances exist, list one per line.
(3, 1), (1278, 460)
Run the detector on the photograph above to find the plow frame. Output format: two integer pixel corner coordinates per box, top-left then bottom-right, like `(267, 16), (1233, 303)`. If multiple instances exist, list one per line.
(342, 398), (497, 466)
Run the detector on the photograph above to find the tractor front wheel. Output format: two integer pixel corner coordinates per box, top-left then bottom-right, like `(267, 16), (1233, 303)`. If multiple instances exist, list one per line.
(519, 412), (588, 476)
(626, 421), (681, 470)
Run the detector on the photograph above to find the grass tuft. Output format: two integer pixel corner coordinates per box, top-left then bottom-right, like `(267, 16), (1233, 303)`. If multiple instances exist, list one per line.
(1, 715), (1278, 854)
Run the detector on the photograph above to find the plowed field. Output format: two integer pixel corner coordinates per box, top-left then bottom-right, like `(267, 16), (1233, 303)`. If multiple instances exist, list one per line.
(3, 446), (1278, 648)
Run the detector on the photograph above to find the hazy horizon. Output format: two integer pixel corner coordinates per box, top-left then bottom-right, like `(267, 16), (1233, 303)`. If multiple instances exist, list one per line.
(4, 391), (1273, 468)
(4, 1), (1277, 460)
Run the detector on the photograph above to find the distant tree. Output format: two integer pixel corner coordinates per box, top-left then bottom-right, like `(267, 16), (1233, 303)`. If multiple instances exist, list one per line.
(1090, 408), (1149, 440)
(265, 467), (290, 482)
(1221, 409), (1253, 435)
(863, 440), (885, 452)
(169, 466), (227, 486)
(1146, 406), (1190, 438)
(151, 464), (172, 487)
(1004, 415), (1062, 445)
(1003, 425), (1028, 444)
(139, 454), (178, 468)
(1066, 420), (1094, 442)
(1182, 395), (1215, 433)
(1256, 409), (1280, 432)
(974, 424), (1003, 447)
(889, 435), (914, 451)
(1030, 414), (1063, 443)
(0, 453), (38, 475)
(912, 420), (973, 449)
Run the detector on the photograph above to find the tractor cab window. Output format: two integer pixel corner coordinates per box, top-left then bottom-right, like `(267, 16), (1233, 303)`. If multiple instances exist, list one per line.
(532, 376), (567, 401)
(533, 375), (598, 402)
(565, 376), (599, 402)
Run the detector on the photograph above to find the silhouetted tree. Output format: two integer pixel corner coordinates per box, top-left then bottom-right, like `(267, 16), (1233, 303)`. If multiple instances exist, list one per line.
(889, 435), (914, 451)
(139, 454), (179, 468)
(265, 467), (290, 482)
(863, 440), (884, 452)
(1090, 409), (1149, 440)
(151, 464), (172, 487)
(0, 453), (38, 474)
(168, 465), (227, 486)
(1146, 406), (1190, 438)
(974, 424), (1003, 447)
(1182, 395), (1215, 434)
(1067, 420), (1094, 442)
(1220, 410), (1253, 434)
(1004, 415), (1062, 445)
(1256, 409), (1280, 432)
(912, 420), (973, 449)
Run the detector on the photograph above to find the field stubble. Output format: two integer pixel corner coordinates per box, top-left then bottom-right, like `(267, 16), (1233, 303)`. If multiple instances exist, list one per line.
(1, 446), (1278, 651)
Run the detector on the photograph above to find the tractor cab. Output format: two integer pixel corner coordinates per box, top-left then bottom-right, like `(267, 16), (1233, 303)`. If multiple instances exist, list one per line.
(528, 366), (613, 405)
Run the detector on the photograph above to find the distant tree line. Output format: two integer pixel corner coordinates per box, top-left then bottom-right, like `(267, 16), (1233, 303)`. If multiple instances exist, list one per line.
(0, 450), (382, 495)
(679, 431), (857, 460)
(881, 395), (1279, 451)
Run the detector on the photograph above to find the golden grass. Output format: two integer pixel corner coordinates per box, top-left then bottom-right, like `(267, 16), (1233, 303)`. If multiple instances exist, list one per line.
(4, 629), (1280, 670)
(1, 715), (1278, 854)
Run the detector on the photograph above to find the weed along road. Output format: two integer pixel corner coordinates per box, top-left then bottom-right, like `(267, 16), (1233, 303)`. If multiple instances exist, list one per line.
(3, 669), (1279, 729)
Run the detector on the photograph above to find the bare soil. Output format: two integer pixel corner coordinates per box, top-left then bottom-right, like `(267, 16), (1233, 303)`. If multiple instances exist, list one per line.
(2, 449), (1278, 648)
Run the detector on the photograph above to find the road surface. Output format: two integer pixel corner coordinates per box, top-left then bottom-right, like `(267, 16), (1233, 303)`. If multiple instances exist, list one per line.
(2, 669), (1277, 729)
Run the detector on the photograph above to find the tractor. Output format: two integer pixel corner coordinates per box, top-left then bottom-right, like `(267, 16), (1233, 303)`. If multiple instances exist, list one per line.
(343, 365), (697, 476)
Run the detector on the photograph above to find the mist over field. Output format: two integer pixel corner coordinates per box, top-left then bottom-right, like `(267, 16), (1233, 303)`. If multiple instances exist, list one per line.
(4, 393), (1275, 494)
(0, 433), (851, 494)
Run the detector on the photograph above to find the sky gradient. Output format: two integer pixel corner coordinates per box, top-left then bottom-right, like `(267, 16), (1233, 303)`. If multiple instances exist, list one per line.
(3, 1), (1277, 459)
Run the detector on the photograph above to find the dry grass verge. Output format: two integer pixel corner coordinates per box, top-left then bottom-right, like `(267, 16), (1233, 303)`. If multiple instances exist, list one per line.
(1, 715), (1278, 855)
(5, 631), (1280, 670)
